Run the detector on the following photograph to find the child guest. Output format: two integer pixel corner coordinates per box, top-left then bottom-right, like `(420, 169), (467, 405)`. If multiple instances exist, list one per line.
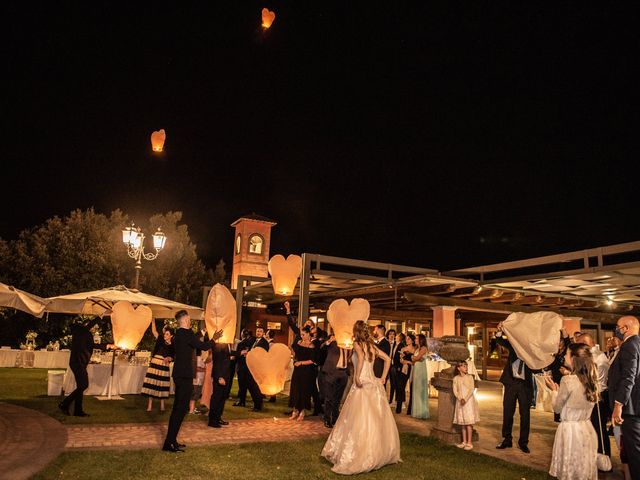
(453, 361), (479, 450)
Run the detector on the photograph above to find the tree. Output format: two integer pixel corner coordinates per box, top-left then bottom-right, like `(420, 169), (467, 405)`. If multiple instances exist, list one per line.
(213, 258), (229, 286)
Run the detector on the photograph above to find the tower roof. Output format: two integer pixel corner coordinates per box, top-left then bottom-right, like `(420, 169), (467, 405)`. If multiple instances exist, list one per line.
(230, 212), (277, 227)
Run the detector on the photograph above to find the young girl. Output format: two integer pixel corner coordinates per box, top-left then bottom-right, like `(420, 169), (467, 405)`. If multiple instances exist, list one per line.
(545, 343), (599, 480)
(453, 361), (479, 450)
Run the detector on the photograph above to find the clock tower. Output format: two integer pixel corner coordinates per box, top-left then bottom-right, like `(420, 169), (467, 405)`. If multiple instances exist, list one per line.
(230, 213), (277, 289)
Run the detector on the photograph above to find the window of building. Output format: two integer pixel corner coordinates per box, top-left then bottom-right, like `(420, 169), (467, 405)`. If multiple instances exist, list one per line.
(235, 234), (241, 255)
(249, 234), (264, 254)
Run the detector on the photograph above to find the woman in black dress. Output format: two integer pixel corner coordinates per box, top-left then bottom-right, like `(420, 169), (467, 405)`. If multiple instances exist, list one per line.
(141, 320), (175, 412)
(399, 333), (416, 415)
(289, 326), (318, 421)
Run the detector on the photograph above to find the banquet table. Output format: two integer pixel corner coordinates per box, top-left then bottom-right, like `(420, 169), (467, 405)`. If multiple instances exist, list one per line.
(61, 363), (174, 396)
(0, 349), (70, 368)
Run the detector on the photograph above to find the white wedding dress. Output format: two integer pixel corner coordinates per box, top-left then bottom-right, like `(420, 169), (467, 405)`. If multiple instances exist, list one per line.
(321, 350), (401, 475)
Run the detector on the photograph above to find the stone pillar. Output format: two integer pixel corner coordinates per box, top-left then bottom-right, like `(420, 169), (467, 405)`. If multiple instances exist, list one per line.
(431, 306), (457, 337)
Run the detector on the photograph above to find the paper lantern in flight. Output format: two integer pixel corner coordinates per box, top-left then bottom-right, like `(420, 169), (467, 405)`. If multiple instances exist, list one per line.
(261, 8), (275, 29)
(501, 311), (564, 370)
(204, 284), (237, 344)
(246, 343), (291, 395)
(110, 301), (153, 350)
(327, 298), (370, 349)
(268, 254), (302, 296)
(150, 129), (166, 152)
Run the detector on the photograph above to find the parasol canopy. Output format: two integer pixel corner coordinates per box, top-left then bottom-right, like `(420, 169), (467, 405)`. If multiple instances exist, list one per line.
(45, 285), (203, 319)
(0, 282), (48, 318)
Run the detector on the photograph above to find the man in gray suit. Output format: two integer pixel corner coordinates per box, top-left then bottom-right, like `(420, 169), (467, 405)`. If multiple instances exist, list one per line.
(608, 315), (640, 479)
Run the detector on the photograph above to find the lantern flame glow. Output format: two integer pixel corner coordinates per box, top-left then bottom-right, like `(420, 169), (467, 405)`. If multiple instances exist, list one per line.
(110, 301), (152, 350)
(327, 298), (370, 349)
(246, 343), (291, 395)
(204, 284), (237, 344)
(261, 8), (275, 29)
(150, 129), (166, 152)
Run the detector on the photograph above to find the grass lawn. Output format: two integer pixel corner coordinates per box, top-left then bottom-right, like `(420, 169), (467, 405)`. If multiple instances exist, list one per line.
(34, 434), (551, 480)
(0, 368), (291, 424)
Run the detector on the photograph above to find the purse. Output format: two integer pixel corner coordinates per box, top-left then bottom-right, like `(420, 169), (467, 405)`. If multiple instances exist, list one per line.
(596, 402), (612, 472)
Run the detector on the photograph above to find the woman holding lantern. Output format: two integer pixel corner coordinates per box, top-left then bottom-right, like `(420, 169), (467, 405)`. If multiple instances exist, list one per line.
(289, 326), (319, 421)
(141, 320), (175, 412)
(322, 320), (401, 475)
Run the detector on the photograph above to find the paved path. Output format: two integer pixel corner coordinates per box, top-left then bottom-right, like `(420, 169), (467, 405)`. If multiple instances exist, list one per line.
(0, 402), (67, 480)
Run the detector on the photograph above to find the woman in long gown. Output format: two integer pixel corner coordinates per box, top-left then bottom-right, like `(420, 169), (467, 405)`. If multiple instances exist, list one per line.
(545, 343), (599, 480)
(289, 326), (318, 421)
(397, 333), (415, 414)
(141, 321), (174, 412)
(322, 320), (401, 475)
(410, 334), (429, 419)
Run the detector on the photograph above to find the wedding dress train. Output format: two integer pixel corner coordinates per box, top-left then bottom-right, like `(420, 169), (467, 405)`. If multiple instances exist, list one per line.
(321, 352), (401, 475)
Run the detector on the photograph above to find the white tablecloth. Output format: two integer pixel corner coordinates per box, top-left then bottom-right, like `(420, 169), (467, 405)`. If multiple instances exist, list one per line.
(0, 349), (70, 368)
(63, 364), (150, 396)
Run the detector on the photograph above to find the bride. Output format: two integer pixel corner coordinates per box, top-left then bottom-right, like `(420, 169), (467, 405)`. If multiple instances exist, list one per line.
(322, 320), (401, 475)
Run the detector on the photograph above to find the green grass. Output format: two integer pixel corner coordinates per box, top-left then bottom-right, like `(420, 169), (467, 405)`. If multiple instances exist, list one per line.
(33, 434), (550, 480)
(0, 368), (291, 425)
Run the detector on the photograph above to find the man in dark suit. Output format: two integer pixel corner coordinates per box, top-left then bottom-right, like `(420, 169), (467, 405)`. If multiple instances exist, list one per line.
(59, 316), (113, 417)
(244, 326), (269, 411)
(608, 315), (640, 479)
(321, 335), (349, 428)
(208, 343), (231, 428)
(162, 310), (220, 452)
(233, 329), (253, 407)
(495, 322), (533, 453)
(387, 330), (403, 404)
(373, 324), (390, 378)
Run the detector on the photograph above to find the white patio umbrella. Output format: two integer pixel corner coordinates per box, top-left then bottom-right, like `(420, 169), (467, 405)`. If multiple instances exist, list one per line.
(0, 282), (47, 318)
(45, 285), (203, 319)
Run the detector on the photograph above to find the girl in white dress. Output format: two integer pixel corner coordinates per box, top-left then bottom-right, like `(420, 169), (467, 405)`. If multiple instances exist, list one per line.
(322, 320), (401, 475)
(545, 343), (599, 480)
(453, 361), (479, 450)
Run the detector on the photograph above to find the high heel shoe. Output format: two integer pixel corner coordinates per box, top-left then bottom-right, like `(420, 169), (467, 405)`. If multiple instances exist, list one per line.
(297, 411), (305, 421)
(289, 410), (299, 420)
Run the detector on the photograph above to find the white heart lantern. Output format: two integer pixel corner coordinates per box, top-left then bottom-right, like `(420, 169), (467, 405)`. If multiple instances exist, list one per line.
(204, 284), (237, 344)
(111, 301), (152, 350)
(268, 254), (302, 296)
(246, 343), (291, 395)
(327, 298), (370, 349)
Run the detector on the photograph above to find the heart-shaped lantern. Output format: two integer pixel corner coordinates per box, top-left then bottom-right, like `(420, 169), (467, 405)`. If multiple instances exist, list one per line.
(246, 343), (291, 395)
(327, 298), (370, 349)
(204, 284), (237, 344)
(261, 8), (275, 29)
(268, 254), (302, 296)
(111, 301), (153, 350)
(150, 129), (166, 152)
(501, 311), (563, 370)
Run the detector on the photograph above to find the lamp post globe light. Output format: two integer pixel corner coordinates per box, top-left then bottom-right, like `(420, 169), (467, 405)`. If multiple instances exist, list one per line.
(121, 224), (167, 290)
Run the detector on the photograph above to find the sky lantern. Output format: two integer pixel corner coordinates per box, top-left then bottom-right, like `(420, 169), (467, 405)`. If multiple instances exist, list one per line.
(261, 8), (275, 29)
(110, 301), (152, 350)
(246, 343), (291, 395)
(268, 254), (302, 296)
(204, 283), (237, 344)
(327, 298), (370, 349)
(150, 129), (166, 152)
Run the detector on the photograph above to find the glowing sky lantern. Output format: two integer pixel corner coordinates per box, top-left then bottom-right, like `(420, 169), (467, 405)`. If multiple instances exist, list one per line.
(268, 254), (302, 296)
(327, 298), (370, 349)
(150, 129), (166, 152)
(110, 301), (152, 350)
(261, 8), (275, 29)
(246, 343), (291, 395)
(204, 284), (237, 344)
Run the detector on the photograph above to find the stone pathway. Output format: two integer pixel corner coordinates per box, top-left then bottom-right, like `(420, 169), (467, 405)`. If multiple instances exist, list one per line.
(0, 402), (67, 480)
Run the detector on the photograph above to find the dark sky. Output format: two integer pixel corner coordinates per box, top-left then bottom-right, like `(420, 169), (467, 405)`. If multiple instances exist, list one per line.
(3, 2), (639, 271)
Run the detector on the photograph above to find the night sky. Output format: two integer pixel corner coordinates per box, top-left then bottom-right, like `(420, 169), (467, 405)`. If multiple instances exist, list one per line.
(4, 2), (639, 272)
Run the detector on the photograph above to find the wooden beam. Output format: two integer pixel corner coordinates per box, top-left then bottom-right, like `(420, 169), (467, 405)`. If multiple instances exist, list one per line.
(369, 308), (432, 320)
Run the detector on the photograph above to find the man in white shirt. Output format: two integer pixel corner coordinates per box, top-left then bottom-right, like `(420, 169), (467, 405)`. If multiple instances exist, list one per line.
(577, 333), (611, 464)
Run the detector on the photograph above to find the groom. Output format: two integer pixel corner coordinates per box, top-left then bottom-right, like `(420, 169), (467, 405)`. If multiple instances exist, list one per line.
(373, 325), (390, 378)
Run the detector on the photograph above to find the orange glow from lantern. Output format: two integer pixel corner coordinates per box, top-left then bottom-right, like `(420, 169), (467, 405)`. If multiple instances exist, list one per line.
(327, 298), (370, 349)
(110, 301), (152, 350)
(150, 129), (166, 152)
(204, 284), (237, 344)
(246, 343), (291, 395)
(268, 254), (302, 296)
(261, 8), (275, 29)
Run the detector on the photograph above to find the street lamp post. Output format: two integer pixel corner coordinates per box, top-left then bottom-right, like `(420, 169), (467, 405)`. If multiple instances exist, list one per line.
(122, 224), (167, 290)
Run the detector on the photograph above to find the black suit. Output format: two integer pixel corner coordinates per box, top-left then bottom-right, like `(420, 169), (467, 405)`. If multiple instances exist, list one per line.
(373, 337), (390, 378)
(235, 336), (253, 404)
(321, 341), (349, 425)
(496, 333), (533, 448)
(60, 323), (96, 415)
(247, 336), (269, 410)
(388, 340), (403, 403)
(209, 344), (231, 425)
(163, 328), (212, 449)
(608, 335), (640, 479)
